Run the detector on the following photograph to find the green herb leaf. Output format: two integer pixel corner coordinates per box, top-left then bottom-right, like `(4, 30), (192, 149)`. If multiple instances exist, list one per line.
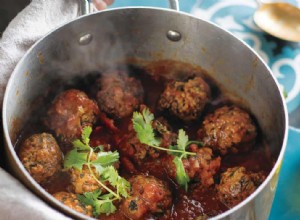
(78, 190), (116, 217)
(71, 126), (93, 151)
(177, 129), (189, 155)
(77, 190), (102, 217)
(169, 129), (190, 158)
(72, 139), (90, 151)
(91, 151), (119, 174)
(173, 156), (190, 191)
(82, 126), (92, 145)
(101, 166), (130, 198)
(78, 189), (102, 207)
(101, 166), (118, 185)
(117, 176), (131, 198)
(98, 200), (116, 215)
(132, 108), (199, 191)
(64, 126), (130, 217)
(132, 109), (161, 147)
(94, 145), (105, 152)
(142, 107), (155, 124)
(100, 193), (115, 200)
(64, 149), (88, 170)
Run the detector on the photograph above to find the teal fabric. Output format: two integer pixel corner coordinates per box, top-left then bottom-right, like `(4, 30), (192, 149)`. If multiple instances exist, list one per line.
(112, 0), (194, 12)
(270, 127), (300, 219)
(112, 1), (300, 219)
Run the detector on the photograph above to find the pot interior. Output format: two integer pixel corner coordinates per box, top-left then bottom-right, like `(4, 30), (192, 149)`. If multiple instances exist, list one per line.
(3, 8), (287, 220)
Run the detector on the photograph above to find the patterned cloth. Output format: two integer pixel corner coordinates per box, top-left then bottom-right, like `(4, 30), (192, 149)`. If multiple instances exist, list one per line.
(188, 1), (300, 219)
(114, 1), (300, 219)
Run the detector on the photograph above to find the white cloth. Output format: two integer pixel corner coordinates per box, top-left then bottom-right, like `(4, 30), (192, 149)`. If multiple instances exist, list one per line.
(0, 169), (71, 219)
(0, 0), (80, 219)
(0, 0), (79, 105)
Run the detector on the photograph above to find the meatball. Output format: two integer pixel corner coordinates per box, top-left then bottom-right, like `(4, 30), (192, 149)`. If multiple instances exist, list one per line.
(18, 133), (62, 184)
(69, 152), (114, 194)
(163, 145), (221, 187)
(120, 175), (172, 219)
(118, 117), (176, 165)
(53, 192), (93, 217)
(45, 89), (100, 144)
(217, 166), (265, 207)
(69, 165), (100, 194)
(198, 106), (257, 155)
(96, 71), (144, 119)
(158, 77), (210, 122)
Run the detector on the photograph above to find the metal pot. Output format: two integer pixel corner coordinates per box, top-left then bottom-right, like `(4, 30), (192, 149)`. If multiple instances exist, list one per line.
(2, 0), (288, 219)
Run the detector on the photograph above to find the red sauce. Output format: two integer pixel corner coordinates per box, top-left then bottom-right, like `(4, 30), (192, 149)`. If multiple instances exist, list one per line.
(15, 61), (274, 219)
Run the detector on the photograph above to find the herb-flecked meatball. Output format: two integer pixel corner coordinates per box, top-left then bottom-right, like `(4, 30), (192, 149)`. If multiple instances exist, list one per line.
(120, 175), (172, 219)
(198, 106), (257, 155)
(163, 145), (221, 187)
(45, 89), (100, 144)
(217, 166), (265, 208)
(96, 71), (144, 119)
(68, 152), (114, 194)
(159, 77), (211, 122)
(53, 192), (93, 217)
(19, 133), (62, 184)
(69, 165), (100, 194)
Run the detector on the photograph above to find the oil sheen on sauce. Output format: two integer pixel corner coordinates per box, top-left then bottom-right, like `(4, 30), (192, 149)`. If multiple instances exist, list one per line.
(15, 61), (274, 220)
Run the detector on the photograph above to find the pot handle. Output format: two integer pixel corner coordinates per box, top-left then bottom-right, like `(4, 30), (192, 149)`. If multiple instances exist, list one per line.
(80, 0), (93, 15)
(79, 0), (180, 15)
(169, 0), (180, 11)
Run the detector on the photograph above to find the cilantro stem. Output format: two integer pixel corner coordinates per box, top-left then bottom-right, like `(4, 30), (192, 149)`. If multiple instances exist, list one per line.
(146, 143), (196, 156)
(87, 148), (119, 199)
(179, 153), (185, 159)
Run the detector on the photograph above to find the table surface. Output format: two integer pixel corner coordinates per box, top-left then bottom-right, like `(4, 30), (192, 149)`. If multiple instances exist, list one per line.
(112, 0), (300, 219)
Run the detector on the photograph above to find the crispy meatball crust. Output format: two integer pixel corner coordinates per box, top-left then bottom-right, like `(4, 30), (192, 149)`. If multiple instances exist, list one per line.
(45, 89), (100, 144)
(53, 192), (93, 217)
(198, 106), (257, 155)
(159, 77), (211, 122)
(69, 165), (100, 194)
(19, 133), (62, 184)
(120, 175), (172, 219)
(217, 166), (265, 208)
(163, 146), (221, 187)
(69, 153), (112, 194)
(96, 71), (144, 119)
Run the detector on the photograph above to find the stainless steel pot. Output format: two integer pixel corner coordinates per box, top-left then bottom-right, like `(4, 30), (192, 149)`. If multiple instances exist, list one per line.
(2, 0), (288, 219)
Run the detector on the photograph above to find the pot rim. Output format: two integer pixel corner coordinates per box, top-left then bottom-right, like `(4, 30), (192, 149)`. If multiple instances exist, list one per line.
(2, 6), (289, 220)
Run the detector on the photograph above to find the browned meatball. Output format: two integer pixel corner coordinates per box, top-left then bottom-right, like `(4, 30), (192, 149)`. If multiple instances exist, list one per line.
(198, 106), (257, 155)
(118, 117), (176, 165)
(159, 77), (211, 122)
(68, 152), (116, 194)
(96, 71), (144, 119)
(69, 165), (100, 194)
(163, 145), (221, 187)
(45, 89), (100, 144)
(217, 166), (265, 208)
(53, 192), (93, 217)
(18, 133), (62, 184)
(120, 175), (172, 219)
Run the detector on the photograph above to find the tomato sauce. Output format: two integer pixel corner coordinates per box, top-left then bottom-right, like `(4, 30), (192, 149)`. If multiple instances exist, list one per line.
(15, 61), (274, 219)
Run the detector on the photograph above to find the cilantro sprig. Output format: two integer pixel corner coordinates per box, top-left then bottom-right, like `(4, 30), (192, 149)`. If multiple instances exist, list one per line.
(132, 109), (196, 156)
(170, 129), (203, 191)
(132, 108), (200, 190)
(64, 126), (130, 217)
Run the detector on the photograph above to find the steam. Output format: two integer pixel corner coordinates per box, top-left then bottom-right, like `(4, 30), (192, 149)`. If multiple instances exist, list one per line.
(42, 13), (132, 84)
